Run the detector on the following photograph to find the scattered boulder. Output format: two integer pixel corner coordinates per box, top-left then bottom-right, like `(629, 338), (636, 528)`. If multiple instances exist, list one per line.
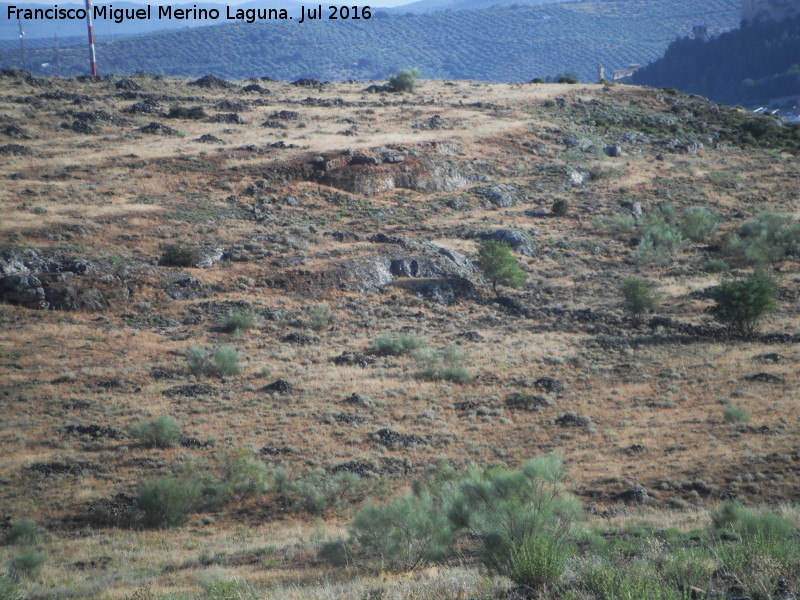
(282, 332), (315, 345)
(555, 413), (590, 427)
(568, 170), (590, 186)
(333, 351), (374, 367)
(114, 78), (141, 91)
(616, 487), (650, 504)
(195, 247), (224, 269)
(370, 428), (426, 448)
(214, 100), (249, 112)
(0, 273), (47, 308)
(292, 78), (327, 88)
(242, 83), (269, 94)
(162, 383), (218, 398)
(163, 273), (209, 300)
(210, 113), (245, 124)
(0, 144), (31, 156)
(604, 144), (623, 157)
(341, 393), (373, 407)
(190, 74), (235, 88)
(196, 134), (223, 144)
(269, 110), (300, 120)
(505, 392), (551, 411)
(401, 276), (478, 305)
(369, 233), (405, 245)
(1, 125), (32, 139)
(741, 372), (785, 384)
(473, 229), (536, 256)
(363, 84), (394, 93)
(264, 379), (293, 393)
(63, 424), (122, 439)
(139, 121), (177, 135)
(534, 376), (564, 394)
(475, 184), (518, 209)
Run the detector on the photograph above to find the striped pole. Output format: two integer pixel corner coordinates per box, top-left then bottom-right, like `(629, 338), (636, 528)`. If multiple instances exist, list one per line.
(84, 0), (97, 76)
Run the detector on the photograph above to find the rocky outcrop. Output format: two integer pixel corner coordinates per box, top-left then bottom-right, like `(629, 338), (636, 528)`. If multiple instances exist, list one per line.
(0, 248), (130, 311)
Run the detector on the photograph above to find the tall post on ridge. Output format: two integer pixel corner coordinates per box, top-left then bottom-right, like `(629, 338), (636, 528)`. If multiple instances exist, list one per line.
(84, 0), (98, 76)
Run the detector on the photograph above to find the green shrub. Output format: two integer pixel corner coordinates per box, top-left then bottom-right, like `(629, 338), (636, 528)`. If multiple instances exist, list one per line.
(135, 476), (200, 528)
(220, 448), (269, 502)
(723, 405), (750, 423)
(680, 206), (721, 242)
(702, 258), (730, 273)
(4, 519), (40, 545)
(711, 501), (795, 540)
(414, 346), (472, 384)
(619, 277), (659, 324)
(187, 346), (241, 377)
(507, 531), (573, 589)
(658, 546), (715, 592)
(711, 504), (800, 600)
(347, 491), (455, 572)
(551, 198), (569, 217)
(200, 575), (258, 600)
(221, 309), (256, 333)
(187, 346), (212, 377)
(307, 303), (333, 331)
(0, 573), (22, 600)
(387, 68), (420, 92)
(281, 469), (368, 515)
(130, 416), (183, 448)
(7, 549), (45, 580)
(372, 333), (426, 356)
(213, 346), (241, 377)
(634, 222), (685, 264)
(583, 562), (683, 600)
(159, 243), (199, 267)
(710, 271), (777, 338)
(447, 453), (580, 578)
(602, 213), (636, 233)
(476, 239), (527, 296)
(725, 212), (800, 265)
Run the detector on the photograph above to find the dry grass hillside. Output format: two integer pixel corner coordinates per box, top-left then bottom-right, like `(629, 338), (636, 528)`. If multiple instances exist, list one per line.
(0, 71), (798, 599)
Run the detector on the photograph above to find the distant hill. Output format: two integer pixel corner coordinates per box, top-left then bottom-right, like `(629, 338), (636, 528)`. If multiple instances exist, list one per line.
(633, 16), (800, 107)
(0, 0), (740, 81)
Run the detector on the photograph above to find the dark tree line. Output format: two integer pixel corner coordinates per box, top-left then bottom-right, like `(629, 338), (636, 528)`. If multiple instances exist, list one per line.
(634, 16), (800, 107)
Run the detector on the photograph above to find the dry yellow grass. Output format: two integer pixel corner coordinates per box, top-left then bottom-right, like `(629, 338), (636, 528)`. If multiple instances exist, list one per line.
(0, 72), (798, 598)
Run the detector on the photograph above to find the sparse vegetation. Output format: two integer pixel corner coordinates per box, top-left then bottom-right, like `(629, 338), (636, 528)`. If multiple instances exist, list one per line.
(475, 239), (527, 296)
(186, 346), (242, 378)
(723, 405), (750, 423)
(724, 212), (800, 265)
(551, 198), (569, 217)
(387, 68), (421, 92)
(414, 346), (472, 384)
(135, 476), (200, 529)
(3, 520), (40, 546)
(130, 416), (183, 448)
(619, 277), (659, 324)
(7, 550), (45, 581)
(158, 243), (199, 267)
(372, 333), (426, 356)
(679, 206), (720, 243)
(710, 271), (777, 338)
(221, 309), (256, 333)
(2, 71), (800, 600)
(307, 303), (333, 331)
